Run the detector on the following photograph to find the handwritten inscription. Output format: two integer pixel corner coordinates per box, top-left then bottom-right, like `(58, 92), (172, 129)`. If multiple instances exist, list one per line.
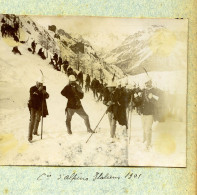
(37, 171), (142, 182)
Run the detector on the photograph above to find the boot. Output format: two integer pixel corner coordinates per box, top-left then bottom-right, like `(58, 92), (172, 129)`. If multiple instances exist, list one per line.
(84, 118), (95, 133)
(87, 128), (95, 133)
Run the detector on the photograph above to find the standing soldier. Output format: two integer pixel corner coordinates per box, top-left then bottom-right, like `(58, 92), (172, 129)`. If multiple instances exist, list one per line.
(94, 78), (100, 99)
(61, 75), (94, 134)
(91, 78), (97, 99)
(103, 81), (119, 143)
(138, 79), (159, 150)
(63, 60), (69, 74)
(85, 74), (91, 92)
(77, 71), (84, 88)
(117, 82), (131, 130)
(67, 66), (73, 77)
(28, 77), (49, 143)
(97, 81), (104, 102)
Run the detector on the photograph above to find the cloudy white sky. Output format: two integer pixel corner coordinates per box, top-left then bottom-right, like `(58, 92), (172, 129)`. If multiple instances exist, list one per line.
(33, 15), (187, 53)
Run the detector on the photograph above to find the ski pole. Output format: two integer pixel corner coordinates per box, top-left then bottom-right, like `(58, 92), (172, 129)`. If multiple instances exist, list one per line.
(129, 108), (132, 144)
(41, 94), (44, 139)
(86, 109), (107, 143)
(40, 69), (44, 140)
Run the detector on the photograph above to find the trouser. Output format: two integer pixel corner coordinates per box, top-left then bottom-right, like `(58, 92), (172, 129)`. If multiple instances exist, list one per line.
(141, 115), (153, 148)
(93, 89), (98, 98)
(28, 108), (41, 140)
(66, 107), (91, 131)
(79, 81), (83, 88)
(108, 112), (116, 138)
(85, 84), (90, 92)
(97, 93), (103, 101)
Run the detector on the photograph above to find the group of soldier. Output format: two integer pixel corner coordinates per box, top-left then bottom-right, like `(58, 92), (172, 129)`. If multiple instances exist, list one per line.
(1, 15), (20, 42)
(28, 64), (163, 151)
(99, 78), (163, 149)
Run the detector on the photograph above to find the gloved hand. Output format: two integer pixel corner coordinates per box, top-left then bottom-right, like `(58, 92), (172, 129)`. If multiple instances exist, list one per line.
(38, 85), (43, 91)
(76, 85), (83, 93)
(33, 92), (38, 95)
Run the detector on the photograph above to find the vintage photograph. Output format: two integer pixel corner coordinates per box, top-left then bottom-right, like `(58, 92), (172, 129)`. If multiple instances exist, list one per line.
(0, 14), (187, 167)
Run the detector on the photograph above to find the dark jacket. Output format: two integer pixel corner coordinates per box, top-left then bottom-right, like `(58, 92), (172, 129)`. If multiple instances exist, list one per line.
(61, 84), (84, 109)
(28, 85), (49, 117)
(140, 88), (159, 116)
(103, 88), (119, 121)
(86, 74), (90, 84)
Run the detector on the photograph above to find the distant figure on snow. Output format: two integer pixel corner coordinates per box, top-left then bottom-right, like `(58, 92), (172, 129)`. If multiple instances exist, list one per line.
(38, 48), (46, 60)
(85, 74), (91, 92)
(31, 40), (37, 54)
(12, 46), (22, 55)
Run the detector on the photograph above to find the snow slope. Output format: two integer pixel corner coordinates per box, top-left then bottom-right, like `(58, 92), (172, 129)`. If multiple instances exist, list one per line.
(0, 37), (128, 166)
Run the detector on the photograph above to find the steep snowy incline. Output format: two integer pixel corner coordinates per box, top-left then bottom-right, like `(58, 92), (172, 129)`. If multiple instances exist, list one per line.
(0, 39), (128, 166)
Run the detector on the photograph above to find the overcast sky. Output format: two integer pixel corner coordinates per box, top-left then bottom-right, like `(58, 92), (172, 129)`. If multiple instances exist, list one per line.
(32, 15), (188, 53)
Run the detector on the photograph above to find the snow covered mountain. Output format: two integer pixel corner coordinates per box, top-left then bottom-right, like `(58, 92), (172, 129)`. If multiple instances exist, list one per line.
(0, 14), (124, 82)
(104, 25), (187, 75)
(47, 20), (124, 80)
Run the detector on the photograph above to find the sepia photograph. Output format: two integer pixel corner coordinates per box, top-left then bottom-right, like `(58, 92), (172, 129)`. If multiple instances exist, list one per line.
(0, 14), (187, 167)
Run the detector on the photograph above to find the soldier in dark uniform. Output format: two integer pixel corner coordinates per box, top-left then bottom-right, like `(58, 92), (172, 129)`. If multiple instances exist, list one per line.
(85, 74), (91, 92)
(61, 75), (94, 134)
(115, 82), (128, 129)
(97, 81), (104, 102)
(103, 81), (119, 142)
(136, 79), (159, 150)
(77, 71), (84, 88)
(94, 78), (100, 99)
(28, 78), (49, 143)
(63, 60), (69, 73)
(91, 78), (97, 99)
(67, 67), (73, 77)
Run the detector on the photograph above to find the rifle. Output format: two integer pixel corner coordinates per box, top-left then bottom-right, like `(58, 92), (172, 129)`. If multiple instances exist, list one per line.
(40, 70), (44, 140)
(142, 67), (151, 80)
(142, 67), (157, 88)
(112, 70), (116, 82)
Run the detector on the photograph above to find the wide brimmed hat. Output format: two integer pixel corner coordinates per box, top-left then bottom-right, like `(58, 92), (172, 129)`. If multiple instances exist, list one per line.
(36, 76), (44, 84)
